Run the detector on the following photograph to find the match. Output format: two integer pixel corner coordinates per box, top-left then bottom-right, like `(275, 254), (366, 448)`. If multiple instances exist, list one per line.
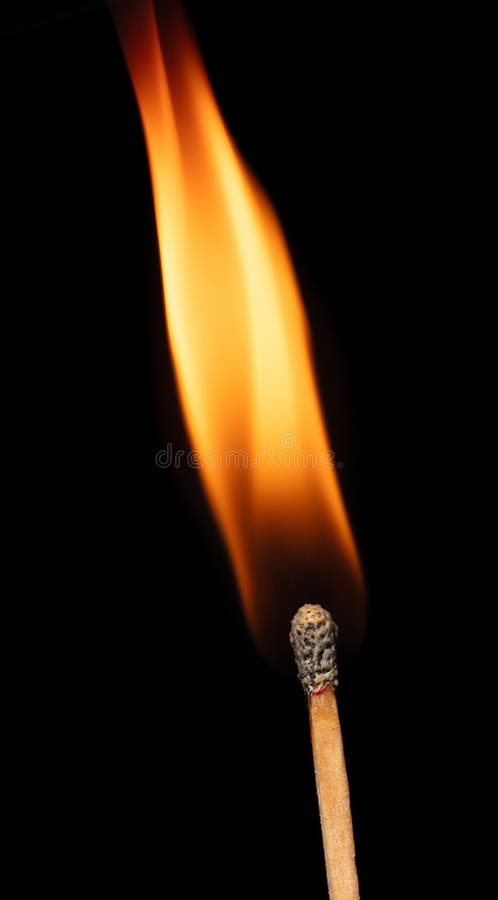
(290, 604), (359, 900)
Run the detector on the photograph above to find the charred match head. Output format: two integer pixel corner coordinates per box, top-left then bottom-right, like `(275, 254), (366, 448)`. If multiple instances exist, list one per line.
(290, 604), (339, 695)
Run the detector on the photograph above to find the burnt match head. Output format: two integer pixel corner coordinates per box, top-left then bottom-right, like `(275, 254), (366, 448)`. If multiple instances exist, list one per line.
(290, 604), (339, 695)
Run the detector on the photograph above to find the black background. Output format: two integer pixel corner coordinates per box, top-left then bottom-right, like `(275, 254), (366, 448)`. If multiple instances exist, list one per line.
(2, 2), (456, 896)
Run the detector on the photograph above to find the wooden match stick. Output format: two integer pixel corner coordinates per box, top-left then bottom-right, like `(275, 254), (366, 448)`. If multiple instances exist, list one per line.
(290, 604), (359, 900)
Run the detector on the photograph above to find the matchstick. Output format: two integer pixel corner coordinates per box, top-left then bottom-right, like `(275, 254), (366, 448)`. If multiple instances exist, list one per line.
(290, 604), (359, 900)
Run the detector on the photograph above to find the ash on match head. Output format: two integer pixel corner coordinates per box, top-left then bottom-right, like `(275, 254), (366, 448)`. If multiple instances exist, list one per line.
(290, 604), (339, 696)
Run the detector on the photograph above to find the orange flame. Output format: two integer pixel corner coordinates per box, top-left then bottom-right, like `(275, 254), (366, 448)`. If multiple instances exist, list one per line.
(113, 1), (366, 659)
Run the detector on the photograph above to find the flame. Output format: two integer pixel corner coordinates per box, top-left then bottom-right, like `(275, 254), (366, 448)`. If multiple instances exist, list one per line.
(112, 1), (366, 658)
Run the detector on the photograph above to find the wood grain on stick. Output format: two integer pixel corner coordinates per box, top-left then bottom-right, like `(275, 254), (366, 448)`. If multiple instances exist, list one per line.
(310, 687), (359, 899)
